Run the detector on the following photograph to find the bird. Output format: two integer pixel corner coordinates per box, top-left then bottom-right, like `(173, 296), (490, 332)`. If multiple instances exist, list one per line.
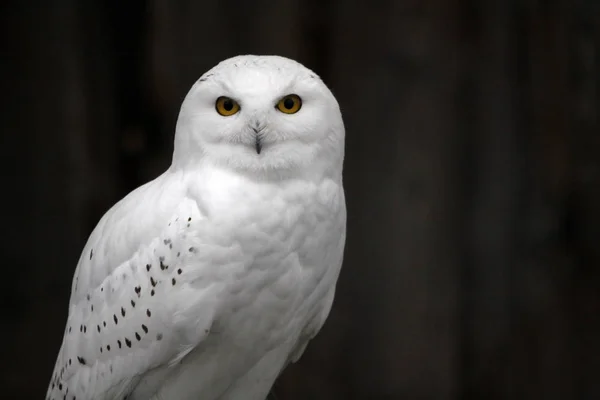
(46, 55), (346, 400)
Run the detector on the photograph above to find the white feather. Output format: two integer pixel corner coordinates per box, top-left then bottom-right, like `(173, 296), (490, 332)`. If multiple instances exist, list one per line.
(46, 55), (345, 400)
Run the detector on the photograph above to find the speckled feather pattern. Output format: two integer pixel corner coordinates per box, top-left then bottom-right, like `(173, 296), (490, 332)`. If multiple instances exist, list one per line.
(46, 55), (345, 400)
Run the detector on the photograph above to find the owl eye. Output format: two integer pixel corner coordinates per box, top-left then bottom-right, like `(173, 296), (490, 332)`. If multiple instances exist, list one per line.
(276, 94), (302, 114)
(215, 96), (240, 116)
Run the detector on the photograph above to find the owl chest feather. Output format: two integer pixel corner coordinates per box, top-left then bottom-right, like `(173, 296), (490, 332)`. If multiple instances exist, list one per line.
(188, 168), (345, 345)
(144, 170), (346, 399)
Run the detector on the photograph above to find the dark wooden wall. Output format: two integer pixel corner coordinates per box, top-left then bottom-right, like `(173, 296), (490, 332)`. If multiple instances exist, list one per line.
(1, 1), (598, 399)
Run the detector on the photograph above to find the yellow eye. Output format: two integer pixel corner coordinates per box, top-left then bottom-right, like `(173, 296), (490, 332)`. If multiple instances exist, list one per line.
(276, 94), (302, 114)
(215, 96), (240, 116)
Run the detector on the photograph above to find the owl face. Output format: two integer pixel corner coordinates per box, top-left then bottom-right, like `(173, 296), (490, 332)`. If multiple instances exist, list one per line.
(173, 55), (344, 179)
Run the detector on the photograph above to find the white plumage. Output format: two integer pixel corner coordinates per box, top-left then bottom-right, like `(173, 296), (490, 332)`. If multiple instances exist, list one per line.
(46, 55), (346, 400)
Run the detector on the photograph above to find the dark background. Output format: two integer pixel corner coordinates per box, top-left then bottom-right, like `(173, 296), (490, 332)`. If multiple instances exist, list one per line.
(1, 1), (599, 399)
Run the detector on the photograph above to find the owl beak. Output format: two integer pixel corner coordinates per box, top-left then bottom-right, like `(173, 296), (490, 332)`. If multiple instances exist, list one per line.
(254, 135), (262, 154)
(251, 126), (264, 154)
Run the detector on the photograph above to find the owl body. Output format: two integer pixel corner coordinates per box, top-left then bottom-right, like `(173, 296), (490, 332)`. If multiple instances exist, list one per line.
(142, 165), (344, 400)
(47, 55), (345, 400)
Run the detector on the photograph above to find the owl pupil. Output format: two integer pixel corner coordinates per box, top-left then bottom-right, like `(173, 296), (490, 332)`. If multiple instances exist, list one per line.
(223, 100), (233, 111)
(283, 98), (294, 109)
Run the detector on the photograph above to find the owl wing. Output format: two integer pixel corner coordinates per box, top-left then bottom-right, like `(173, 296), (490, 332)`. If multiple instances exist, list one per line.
(46, 175), (218, 400)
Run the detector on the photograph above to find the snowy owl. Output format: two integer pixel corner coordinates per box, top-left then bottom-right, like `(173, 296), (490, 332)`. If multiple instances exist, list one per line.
(46, 55), (346, 400)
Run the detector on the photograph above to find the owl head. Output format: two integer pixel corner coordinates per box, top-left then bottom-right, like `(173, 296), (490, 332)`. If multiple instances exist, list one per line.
(172, 55), (345, 180)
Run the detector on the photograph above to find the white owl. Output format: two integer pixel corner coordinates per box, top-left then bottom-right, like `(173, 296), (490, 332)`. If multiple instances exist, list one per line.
(46, 55), (346, 400)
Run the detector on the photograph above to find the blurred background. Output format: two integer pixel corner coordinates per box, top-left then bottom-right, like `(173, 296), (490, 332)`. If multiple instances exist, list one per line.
(1, 1), (599, 399)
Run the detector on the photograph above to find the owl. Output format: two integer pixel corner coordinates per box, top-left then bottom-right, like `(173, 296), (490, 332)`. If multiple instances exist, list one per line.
(46, 55), (346, 400)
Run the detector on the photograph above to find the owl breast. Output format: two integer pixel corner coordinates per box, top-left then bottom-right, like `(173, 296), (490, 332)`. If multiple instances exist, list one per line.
(209, 174), (345, 347)
(160, 168), (346, 400)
